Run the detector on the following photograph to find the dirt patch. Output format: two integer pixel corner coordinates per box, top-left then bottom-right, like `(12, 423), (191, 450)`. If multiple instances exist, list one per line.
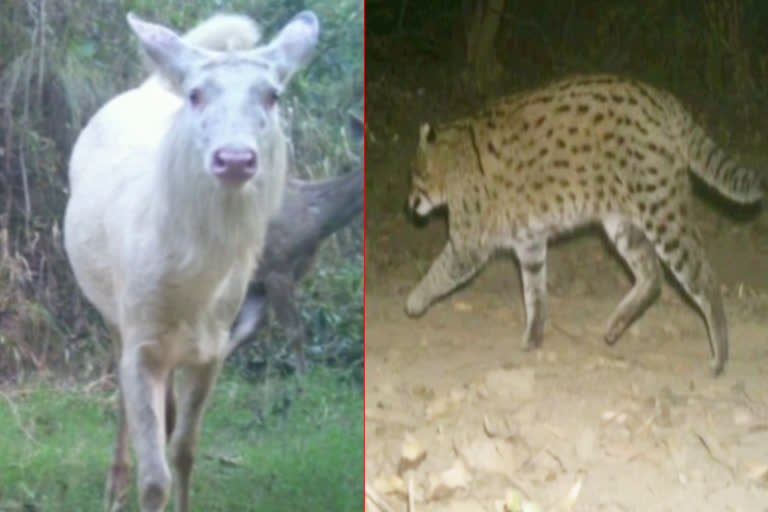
(366, 269), (768, 511)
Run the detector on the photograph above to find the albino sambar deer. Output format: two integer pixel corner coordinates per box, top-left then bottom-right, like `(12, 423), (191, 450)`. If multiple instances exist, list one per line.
(63, 10), (319, 512)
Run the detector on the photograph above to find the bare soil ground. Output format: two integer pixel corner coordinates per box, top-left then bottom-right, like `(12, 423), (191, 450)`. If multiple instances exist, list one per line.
(364, 73), (768, 512)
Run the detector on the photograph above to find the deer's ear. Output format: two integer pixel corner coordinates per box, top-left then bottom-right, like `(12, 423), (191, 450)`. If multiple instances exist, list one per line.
(127, 12), (208, 89)
(347, 113), (364, 146)
(252, 10), (320, 85)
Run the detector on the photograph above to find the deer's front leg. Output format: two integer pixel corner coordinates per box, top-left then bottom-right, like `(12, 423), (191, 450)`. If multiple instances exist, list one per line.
(105, 324), (132, 512)
(406, 240), (490, 317)
(105, 387), (131, 512)
(120, 342), (171, 512)
(169, 361), (221, 512)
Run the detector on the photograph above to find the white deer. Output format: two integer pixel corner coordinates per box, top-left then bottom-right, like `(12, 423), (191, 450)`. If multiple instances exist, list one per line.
(63, 10), (319, 512)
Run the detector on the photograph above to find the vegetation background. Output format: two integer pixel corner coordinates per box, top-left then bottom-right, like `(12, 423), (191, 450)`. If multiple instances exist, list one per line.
(0, 0), (363, 510)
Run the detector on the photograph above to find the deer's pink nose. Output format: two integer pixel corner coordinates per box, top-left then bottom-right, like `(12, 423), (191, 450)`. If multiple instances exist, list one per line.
(213, 147), (256, 169)
(211, 147), (258, 185)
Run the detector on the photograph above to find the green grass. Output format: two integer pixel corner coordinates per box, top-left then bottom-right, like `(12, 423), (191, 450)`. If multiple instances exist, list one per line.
(0, 367), (362, 511)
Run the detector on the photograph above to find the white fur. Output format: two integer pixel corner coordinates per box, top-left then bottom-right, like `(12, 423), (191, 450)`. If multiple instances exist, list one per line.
(65, 79), (282, 361)
(182, 13), (261, 51)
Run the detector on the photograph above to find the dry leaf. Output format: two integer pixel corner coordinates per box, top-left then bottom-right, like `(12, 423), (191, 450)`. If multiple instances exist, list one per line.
(744, 462), (768, 484)
(425, 396), (451, 420)
(559, 476), (583, 511)
(401, 432), (426, 462)
(373, 473), (407, 496)
(521, 501), (542, 512)
(398, 432), (427, 473)
(428, 459), (472, 499)
(483, 414), (518, 439)
(503, 488), (523, 512)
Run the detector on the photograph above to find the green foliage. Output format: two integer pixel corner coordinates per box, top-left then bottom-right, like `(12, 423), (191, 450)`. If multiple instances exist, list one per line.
(0, 0), (363, 378)
(234, 254), (364, 383)
(0, 368), (362, 510)
(300, 254), (364, 377)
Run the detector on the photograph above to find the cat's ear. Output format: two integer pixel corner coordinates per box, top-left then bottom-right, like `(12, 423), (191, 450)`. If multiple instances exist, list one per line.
(420, 123), (436, 146)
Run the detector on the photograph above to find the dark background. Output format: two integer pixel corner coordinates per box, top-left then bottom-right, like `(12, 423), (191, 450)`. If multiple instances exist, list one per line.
(365, 0), (768, 285)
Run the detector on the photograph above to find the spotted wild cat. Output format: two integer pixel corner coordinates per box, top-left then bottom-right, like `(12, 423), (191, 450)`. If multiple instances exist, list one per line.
(405, 74), (764, 375)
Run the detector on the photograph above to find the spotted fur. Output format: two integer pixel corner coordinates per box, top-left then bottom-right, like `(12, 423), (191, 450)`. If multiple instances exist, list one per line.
(406, 74), (764, 376)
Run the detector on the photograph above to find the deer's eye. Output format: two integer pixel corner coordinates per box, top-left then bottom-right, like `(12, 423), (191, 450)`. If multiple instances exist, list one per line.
(189, 88), (204, 108)
(264, 89), (279, 109)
